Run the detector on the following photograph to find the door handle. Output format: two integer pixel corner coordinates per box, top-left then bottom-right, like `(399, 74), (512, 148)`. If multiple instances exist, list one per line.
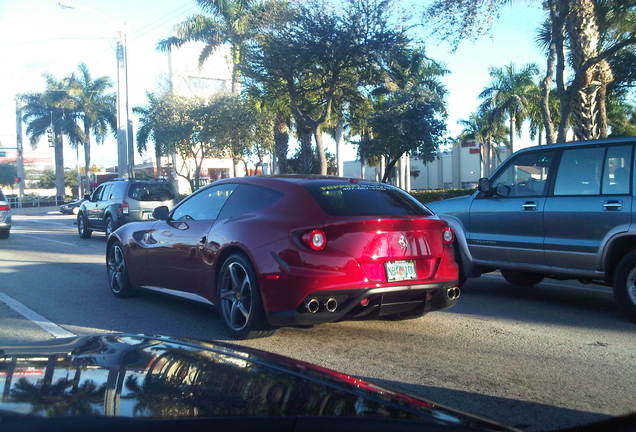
(603, 201), (623, 210)
(522, 201), (537, 211)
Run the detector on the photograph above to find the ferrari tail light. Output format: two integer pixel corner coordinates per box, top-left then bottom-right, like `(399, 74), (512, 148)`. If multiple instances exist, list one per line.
(0, 204), (9, 211)
(121, 201), (129, 215)
(442, 226), (454, 245)
(301, 229), (327, 251)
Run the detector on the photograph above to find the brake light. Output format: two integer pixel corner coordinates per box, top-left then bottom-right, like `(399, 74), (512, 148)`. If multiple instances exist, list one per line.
(0, 205), (9, 211)
(442, 226), (454, 245)
(301, 229), (327, 251)
(121, 201), (129, 215)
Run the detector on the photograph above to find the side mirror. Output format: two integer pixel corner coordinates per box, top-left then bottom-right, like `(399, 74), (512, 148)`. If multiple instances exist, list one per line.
(478, 177), (493, 195)
(152, 205), (170, 221)
(83, 194), (90, 201)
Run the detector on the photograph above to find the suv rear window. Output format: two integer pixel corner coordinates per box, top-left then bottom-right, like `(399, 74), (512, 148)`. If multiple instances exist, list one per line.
(304, 183), (431, 217)
(128, 182), (176, 202)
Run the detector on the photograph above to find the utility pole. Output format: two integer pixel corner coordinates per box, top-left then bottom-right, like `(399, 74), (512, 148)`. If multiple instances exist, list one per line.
(15, 99), (25, 204)
(116, 31), (129, 178)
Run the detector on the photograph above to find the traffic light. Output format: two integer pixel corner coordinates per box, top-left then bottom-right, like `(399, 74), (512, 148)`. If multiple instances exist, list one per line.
(14, 177), (20, 184)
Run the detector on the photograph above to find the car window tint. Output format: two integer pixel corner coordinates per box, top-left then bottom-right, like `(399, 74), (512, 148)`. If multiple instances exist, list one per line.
(491, 151), (555, 197)
(304, 183), (431, 217)
(92, 185), (104, 201)
(602, 145), (632, 195)
(0, 190), (5, 200)
(111, 182), (127, 200)
(554, 147), (605, 196)
(171, 184), (237, 221)
(101, 184), (112, 201)
(218, 184), (283, 219)
(128, 182), (176, 201)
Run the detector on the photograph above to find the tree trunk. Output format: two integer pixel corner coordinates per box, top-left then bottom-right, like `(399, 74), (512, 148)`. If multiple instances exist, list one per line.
(509, 115), (515, 152)
(230, 46), (241, 94)
(566, 0), (613, 141)
(298, 124), (314, 174)
(541, 1), (558, 144)
(274, 115), (289, 174)
(314, 124), (327, 175)
(334, 117), (344, 177)
(555, 0), (569, 142)
(382, 158), (399, 183)
(83, 121), (91, 178)
(54, 132), (65, 200)
(155, 146), (162, 177)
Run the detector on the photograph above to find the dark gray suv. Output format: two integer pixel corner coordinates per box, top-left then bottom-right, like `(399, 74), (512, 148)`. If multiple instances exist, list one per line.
(77, 179), (178, 238)
(428, 137), (636, 320)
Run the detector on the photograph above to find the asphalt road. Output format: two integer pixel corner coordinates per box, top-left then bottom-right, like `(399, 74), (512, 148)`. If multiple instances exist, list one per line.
(0, 208), (634, 431)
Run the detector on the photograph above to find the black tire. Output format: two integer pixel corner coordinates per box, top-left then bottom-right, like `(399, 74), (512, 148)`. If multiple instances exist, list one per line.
(613, 250), (636, 321)
(217, 254), (275, 339)
(105, 215), (115, 238)
(0, 230), (9, 239)
(501, 270), (544, 287)
(78, 214), (92, 239)
(106, 241), (134, 297)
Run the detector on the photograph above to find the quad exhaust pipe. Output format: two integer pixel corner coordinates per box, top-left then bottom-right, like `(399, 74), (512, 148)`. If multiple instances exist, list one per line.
(305, 298), (320, 313)
(325, 297), (338, 313)
(446, 287), (461, 300)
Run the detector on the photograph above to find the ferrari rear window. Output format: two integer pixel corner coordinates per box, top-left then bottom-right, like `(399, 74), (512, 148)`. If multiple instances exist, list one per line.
(304, 183), (431, 217)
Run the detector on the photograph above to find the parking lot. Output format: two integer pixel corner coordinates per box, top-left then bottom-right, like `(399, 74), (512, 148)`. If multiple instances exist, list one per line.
(0, 207), (634, 431)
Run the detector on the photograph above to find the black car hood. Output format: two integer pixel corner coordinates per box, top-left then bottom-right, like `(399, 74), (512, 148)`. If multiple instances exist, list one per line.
(0, 334), (512, 431)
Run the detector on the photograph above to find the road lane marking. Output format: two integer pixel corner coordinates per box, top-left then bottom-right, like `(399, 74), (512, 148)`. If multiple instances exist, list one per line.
(13, 233), (77, 246)
(0, 293), (76, 338)
(15, 219), (69, 226)
(481, 274), (610, 294)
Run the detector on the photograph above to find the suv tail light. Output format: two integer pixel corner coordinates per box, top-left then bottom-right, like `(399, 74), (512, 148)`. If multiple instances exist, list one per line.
(121, 201), (129, 215)
(442, 226), (454, 245)
(301, 229), (327, 251)
(0, 204), (9, 211)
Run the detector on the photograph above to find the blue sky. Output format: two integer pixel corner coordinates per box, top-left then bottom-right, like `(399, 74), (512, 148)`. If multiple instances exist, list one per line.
(0, 0), (547, 167)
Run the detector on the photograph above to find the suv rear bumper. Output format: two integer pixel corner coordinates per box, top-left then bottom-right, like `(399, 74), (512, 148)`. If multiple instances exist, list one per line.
(266, 281), (459, 326)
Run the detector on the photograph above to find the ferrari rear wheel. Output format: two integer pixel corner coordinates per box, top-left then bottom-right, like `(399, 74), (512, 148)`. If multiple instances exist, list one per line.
(107, 241), (134, 297)
(218, 254), (274, 339)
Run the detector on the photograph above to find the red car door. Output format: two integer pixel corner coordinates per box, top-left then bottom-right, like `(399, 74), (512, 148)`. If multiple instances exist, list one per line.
(140, 184), (238, 297)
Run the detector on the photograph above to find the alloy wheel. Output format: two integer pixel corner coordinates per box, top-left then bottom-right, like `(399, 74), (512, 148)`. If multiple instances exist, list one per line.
(220, 262), (253, 331)
(78, 217), (85, 234)
(108, 245), (126, 294)
(626, 267), (636, 305)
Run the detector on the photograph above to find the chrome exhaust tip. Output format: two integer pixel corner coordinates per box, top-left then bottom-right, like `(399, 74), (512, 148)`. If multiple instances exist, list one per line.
(305, 298), (320, 313)
(325, 297), (338, 313)
(446, 287), (460, 300)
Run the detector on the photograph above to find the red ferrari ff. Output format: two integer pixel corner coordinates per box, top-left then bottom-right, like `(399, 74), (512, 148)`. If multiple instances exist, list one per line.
(106, 176), (460, 339)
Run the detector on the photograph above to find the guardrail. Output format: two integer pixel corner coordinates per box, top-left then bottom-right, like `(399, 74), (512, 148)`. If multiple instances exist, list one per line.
(7, 196), (65, 208)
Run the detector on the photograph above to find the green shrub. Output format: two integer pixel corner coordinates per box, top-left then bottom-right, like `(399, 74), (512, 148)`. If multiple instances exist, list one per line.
(410, 188), (474, 204)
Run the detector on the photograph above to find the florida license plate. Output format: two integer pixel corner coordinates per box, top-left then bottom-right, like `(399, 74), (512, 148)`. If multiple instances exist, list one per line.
(385, 260), (417, 282)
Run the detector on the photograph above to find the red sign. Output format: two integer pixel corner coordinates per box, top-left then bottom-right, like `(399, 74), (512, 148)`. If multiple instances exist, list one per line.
(469, 148), (480, 154)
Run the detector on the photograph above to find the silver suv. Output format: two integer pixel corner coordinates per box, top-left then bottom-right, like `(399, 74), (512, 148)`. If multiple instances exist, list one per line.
(428, 137), (636, 320)
(77, 179), (178, 238)
(0, 189), (11, 239)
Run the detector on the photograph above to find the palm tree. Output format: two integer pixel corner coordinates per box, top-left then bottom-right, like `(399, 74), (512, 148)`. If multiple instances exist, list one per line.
(68, 63), (116, 179)
(479, 63), (539, 152)
(134, 93), (166, 177)
(158, 0), (288, 94)
(459, 107), (509, 176)
(21, 75), (83, 199)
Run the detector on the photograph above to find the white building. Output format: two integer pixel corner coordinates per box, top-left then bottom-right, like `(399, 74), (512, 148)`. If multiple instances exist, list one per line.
(343, 140), (511, 191)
